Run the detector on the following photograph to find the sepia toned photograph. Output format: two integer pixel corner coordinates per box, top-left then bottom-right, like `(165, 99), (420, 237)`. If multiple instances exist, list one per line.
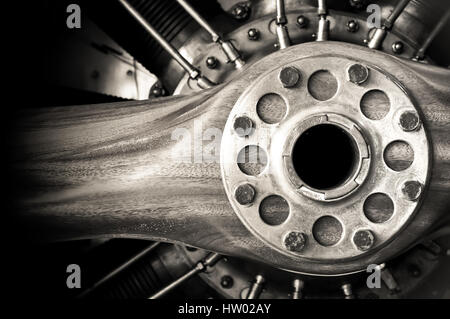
(5, 0), (449, 308)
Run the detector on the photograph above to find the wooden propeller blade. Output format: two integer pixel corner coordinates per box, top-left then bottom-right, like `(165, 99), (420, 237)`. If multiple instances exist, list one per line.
(8, 86), (249, 245)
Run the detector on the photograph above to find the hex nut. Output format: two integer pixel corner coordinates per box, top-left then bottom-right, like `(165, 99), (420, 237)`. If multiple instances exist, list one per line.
(235, 184), (256, 205)
(399, 111), (421, 131)
(353, 230), (375, 251)
(347, 64), (369, 85)
(284, 232), (307, 252)
(401, 181), (423, 201)
(279, 67), (301, 88)
(233, 116), (254, 137)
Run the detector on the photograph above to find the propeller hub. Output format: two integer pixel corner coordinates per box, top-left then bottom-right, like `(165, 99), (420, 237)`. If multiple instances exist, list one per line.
(220, 51), (430, 274)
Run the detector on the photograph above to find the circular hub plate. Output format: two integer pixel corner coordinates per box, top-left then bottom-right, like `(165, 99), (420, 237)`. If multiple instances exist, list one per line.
(220, 55), (429, 262)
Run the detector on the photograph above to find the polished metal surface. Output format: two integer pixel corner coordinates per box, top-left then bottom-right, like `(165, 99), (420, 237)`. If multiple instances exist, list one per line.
(173, 7), (432, 95)
(176, 0), (245, 68)
(275, 0), (291, 49)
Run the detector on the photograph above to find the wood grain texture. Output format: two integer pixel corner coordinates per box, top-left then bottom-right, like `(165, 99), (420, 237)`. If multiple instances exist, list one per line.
(8, 42), (450, 274)
(10, 86), (246, 246)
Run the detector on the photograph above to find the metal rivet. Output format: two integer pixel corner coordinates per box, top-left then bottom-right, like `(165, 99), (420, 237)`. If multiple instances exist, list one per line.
(235, 184), (256, 205)
(247, 28), (259, 41)
(206, 56), (218, 69)
(392, 41), (404, 54)
(151, 87), (163, 97)
(231, 4), (250, 21)
(346, 20), (359, 33)
(149, 83), (165, 98)
(401, 181), (423, 201)
(347, 63), (369, 85)
(220, 275), (234, 288)
(233, 116), (254, 137)
(297, 15), (309, 28)
(399, 111), (421, 131)
(279, 66), (301, 88)
(284, 232), (307, 252)
(353, 230), (375, 251)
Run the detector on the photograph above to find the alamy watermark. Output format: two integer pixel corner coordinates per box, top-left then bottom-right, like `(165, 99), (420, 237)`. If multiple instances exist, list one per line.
(66, 4), (81, 29)
(170, 119), (270, 164)
(66, 264), (81, 289)
(366, 264), (382, 289)
(366, 4), (382, 29)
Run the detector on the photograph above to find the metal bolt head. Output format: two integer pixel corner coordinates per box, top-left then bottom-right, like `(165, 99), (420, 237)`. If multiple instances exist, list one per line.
(284, 232), (307, 252)
(247, 28), (259, 41)
(392, 41), (404, 54)
(353, 230), (375, 251)
(220, 275), (234, 288)
(399, 111), (421, 131)
(297, 15), (309, 28)
(401, 181), (423, 201)
(151, 87), (163, 97)
(347, 64), (369, 85)
(206, 56), (218, 69)
(235, 184), (256, 205)
(279, 66), (301, 88)
(346, 20), (359, 33)
(233, 116), (254, 137)
(149, 83), (165, 98)
(231, 4), (250, 21)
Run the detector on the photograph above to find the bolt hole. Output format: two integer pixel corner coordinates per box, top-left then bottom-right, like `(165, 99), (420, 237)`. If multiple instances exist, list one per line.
(360, 90), (390, 120)
(237, 145), (268, 176)
(256, 93), (287, 124)
(259, 195), (290, 226)
(384, 141), (414, 171)
(312, 216), (343, 246)
(363, 193), (394, 223)
(308, 70), (338, 101)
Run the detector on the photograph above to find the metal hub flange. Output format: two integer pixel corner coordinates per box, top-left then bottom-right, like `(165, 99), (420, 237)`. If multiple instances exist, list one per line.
(282, 113), (370, 201)
(220, 55), (430, 263)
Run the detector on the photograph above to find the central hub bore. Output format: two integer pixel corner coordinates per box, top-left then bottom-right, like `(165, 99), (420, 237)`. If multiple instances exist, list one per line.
(292, 124), (358, 190)
(282, 114), (370, 202)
